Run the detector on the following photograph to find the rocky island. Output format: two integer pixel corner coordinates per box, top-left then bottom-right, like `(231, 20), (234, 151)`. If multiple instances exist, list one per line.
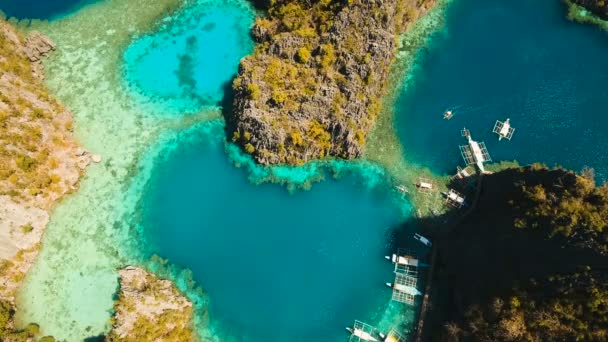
(107, 266), (194, 342)
(230, 0), (435, 165)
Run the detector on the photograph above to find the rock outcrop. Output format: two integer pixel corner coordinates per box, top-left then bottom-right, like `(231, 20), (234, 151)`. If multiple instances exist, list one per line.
(107, 266), (194, 342)
(229, 0), (435, 165)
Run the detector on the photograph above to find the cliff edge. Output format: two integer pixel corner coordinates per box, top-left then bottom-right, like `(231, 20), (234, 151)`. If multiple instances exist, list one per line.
(229, 0), (435, 165)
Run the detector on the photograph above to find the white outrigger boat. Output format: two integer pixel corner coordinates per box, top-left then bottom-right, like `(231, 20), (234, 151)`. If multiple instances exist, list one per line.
(414, 233), (432, 247)
(443, 189), (466, 208)
(443, 110), (454, 120)
(385, 251), (420, 267)
(493, 118), (515, 141)
(346, 321), (378, 341)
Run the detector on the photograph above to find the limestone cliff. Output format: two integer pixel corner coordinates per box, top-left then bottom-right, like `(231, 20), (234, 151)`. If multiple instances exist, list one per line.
(107, 266), (194, 342)
(229, 0), (435, 165)
(0, 19), (94, 341)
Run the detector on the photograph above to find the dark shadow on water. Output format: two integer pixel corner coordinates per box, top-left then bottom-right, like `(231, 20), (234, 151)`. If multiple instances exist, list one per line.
(0, 0), (101, 20)
(83, 334), (105, 342)
(248, 0), (269, 10)
(220, 77), (238, 144)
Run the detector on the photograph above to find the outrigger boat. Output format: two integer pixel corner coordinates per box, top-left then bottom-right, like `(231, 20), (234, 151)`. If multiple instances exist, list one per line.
(493, 118), (515, 141)
(443, 110), (454, 120)
(346, 321), (379, 342)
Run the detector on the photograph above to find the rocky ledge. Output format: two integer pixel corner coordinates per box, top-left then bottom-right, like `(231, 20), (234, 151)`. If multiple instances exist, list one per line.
(107, 266), (194, 342)
(229, 0), (435, 165)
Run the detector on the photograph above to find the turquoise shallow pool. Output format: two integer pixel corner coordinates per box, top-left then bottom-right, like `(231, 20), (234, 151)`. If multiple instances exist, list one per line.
(396, 0), (608, 179)
(123, 0), (254, 113)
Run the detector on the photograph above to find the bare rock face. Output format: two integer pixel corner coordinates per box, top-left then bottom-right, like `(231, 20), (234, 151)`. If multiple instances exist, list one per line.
(229, 0), (436, 165)
(24, 31), (56, 62)
(23, 31), (56, 80)
(107, 266), (194, 342)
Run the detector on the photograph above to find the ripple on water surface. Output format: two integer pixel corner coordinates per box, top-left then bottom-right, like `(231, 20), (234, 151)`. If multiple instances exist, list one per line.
(141, 125), (411, 342)
(395, 0), (608, 179)
(123, 0), (254, 114)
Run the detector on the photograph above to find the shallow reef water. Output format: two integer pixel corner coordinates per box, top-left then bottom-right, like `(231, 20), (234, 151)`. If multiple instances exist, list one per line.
(394, 0), (608, 179)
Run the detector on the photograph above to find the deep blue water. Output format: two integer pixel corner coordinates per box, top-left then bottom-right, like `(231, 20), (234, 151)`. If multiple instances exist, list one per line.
(142, 127), (404, 342)
(123, 0), (254, 113)
(396, 0), (608, 180)
(0, 0), (96, 20)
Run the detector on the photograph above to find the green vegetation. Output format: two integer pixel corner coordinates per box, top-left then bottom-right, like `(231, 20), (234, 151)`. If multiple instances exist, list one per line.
(428, 165), (608, 341)
(569, 0), (608, 20)
(0, 299), (51, 342)
(0, 20), (80, 206)
(20, 223), (33, 233)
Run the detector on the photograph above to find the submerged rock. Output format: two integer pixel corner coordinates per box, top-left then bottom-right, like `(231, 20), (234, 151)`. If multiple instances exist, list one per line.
(229, 0), (436, 165)
(107, 266), (194, 342)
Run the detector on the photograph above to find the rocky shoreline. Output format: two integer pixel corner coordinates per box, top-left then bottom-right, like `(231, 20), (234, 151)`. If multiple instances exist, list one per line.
(229, 0), (436, 165)
(0, 20), (98, 340)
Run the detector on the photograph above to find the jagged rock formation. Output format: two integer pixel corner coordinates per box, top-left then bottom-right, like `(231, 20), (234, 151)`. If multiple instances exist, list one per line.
(107, 266), (194, 342)
(571, 0), (608, 19)
(229, 0), (435, 165)
(427, 166), (608, 341)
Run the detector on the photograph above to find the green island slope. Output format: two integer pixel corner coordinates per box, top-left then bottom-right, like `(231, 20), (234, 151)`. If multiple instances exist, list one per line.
(229, 0), (436, 165)
(423, 165), (608, 341)
(571, 0), (608, 19)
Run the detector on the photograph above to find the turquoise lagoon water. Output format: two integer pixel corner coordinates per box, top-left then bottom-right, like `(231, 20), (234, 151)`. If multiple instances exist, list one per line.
(141, 125), (411, 342)
(123, 0), (254, 114)
(395, 0), (608, 179)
